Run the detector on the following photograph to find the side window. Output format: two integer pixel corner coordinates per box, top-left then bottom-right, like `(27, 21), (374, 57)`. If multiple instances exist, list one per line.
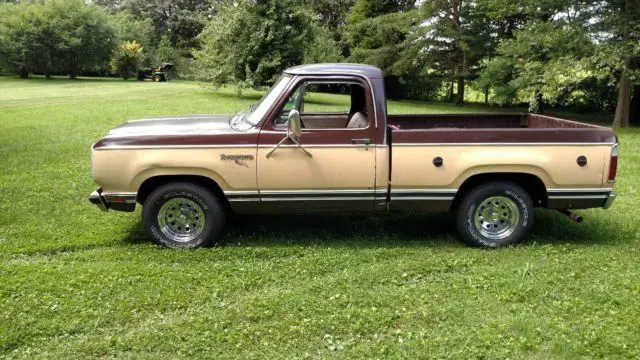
(274, 81), (370, 129)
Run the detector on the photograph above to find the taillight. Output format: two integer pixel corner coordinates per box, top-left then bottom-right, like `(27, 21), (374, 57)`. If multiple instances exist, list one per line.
(608, 143), (618, 183)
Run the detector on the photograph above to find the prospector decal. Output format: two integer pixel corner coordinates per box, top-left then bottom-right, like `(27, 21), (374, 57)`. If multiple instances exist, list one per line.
(220, 154), (254, 167)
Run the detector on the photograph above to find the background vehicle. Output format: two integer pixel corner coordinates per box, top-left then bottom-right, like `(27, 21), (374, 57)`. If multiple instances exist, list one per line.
(90, 64), (618, 248)
(137, 63), (173, 82)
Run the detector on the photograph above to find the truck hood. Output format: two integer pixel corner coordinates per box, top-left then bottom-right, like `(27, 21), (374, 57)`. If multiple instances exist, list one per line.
(94, 114), (258, 149)
(105, 115), (239, 137)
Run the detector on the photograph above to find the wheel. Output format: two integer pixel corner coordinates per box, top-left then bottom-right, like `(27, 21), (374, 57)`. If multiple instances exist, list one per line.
(153, 74), (162, 82)
(142, 183), (225, 248)
(455, 181), (534, 248)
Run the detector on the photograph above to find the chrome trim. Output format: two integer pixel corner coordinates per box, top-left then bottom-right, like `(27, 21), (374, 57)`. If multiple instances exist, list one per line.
(404, 142), (618, 147)
(547, 188), (613, 193)
(390, 196), (455, 201)
(390, 189), (458, 194)
(225, 190), (260, 195)
(95, 144), (258, 150)
(228, 198), (260, 202)
(548, 195), (608, 200)
(262, 197), (374, 201)
(603, 192), (616, 209)
(392, 142), (616, 147)
(258, 144), (385, 148)
(89, 190), (108, 211)
(260, 189), (376, 195)
(102, 192), (137, 203)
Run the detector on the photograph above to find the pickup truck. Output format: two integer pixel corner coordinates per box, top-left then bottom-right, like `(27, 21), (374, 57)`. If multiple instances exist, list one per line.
(89, 63), (618, 248)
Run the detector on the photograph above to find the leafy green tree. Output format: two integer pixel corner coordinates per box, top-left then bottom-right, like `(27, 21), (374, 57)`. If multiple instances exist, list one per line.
(310, 0), (356, 32)
(346, 1), (418, 78)
(0, 2), (67, 78)
(417, 0), (499, 105)
(593, 0), (640, 127)
(479, 20), (595, 112)
(153, 35), (182, 75)
(194, 0), (340, 89)
(50, 0), (117, 79)
(109, 12), (155, 52)
(0, 0), (117, 79)
(110, 40), (144, 79)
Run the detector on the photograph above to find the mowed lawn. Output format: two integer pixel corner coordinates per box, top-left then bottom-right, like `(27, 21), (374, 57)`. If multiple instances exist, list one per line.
(0, 76), (639, 359)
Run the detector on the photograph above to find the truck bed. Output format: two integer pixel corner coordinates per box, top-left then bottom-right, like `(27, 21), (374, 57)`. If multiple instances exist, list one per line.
(388, 113), (615, 144)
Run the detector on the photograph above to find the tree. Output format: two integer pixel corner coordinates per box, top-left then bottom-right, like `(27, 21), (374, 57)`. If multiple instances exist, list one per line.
(599, 0), (640, 127)
(482, 20), (595, 112)
(346, 0), (429, 98)
(418, 0), (499, 105)
(111, 40), (144, 79)
(49, 0), (117, 79)
(0, 0), (117, 79)
(194, 0), (340, 89)
(153, 35), (182, 75)
(118, 0), (224, 49)
(109, 12), (155, 52)
(310, 0), (356, 31)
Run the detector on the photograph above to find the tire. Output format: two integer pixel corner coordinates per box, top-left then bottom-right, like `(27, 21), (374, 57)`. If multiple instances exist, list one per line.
(153, 74), (162, 82)
(455, 181), (534, 248)
(142, 183), (225, 248)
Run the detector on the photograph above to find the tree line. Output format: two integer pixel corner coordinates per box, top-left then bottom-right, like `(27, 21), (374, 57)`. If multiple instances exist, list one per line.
(0, 0), (638, 126)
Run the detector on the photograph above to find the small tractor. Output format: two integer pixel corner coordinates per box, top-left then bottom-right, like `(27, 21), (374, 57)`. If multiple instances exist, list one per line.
(137, 63), (174, 82)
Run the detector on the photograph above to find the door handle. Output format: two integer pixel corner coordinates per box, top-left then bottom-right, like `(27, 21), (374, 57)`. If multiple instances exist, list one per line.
(351, 137), (371, 145)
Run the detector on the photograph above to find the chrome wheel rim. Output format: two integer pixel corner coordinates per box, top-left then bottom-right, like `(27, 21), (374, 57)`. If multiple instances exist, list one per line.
(474, 196), (520, 240)
(157, 197), (205, 242)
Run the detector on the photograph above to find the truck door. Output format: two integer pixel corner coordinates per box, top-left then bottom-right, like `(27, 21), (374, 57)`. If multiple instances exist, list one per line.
(256, 77), (380, 212)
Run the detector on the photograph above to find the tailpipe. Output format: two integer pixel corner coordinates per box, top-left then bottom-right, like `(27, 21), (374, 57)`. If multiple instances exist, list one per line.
(559, 209), (583, 223)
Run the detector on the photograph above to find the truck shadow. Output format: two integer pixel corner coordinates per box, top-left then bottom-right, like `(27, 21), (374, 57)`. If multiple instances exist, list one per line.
(122, 209), (622, 248)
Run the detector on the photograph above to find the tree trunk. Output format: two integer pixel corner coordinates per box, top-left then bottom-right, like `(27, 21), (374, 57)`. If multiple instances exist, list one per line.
(630, 85), (640, 126)
(529, 91), (544, 114)
(484, 87), (489, 104)
(613, 0), (634, 127)
(447, 77), (454, 102)
(18, 66), (28, 79)
(613, 68), (631, 127)
(456, 76), (465, 106)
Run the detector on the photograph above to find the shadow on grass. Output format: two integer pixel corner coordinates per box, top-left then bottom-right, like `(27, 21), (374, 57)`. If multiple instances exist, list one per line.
(121, 209), (623, 249)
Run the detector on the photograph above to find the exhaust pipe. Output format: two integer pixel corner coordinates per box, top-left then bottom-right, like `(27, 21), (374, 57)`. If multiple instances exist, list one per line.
(559, 209), (583, 223)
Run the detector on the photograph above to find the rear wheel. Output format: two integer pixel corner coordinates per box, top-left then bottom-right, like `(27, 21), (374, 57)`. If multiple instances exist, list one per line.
(142, 183), (225, 248)
(455, 181), (533, 248)
(153, 74), (163, 82)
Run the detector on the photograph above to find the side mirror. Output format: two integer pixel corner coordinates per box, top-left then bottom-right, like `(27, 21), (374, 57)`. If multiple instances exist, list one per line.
(288, 109), (301, 141)
(266, 108), (311, 158)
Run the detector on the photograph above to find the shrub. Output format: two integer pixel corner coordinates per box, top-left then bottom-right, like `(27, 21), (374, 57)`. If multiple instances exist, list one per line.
(110, 41), (144, 80)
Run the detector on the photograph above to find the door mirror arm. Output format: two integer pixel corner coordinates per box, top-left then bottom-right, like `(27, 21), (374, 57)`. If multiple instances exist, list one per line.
(266, 109), (312, 158)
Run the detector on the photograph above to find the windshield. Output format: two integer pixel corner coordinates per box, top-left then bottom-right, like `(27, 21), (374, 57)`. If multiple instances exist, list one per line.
(245, 75), (292, 125)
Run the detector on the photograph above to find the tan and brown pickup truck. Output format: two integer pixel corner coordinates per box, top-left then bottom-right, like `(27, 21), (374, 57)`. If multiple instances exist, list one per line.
(89, 63), (618, 248)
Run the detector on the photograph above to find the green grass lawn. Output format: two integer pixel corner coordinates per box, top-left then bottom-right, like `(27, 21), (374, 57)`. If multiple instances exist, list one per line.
(1, 76), (639, 359)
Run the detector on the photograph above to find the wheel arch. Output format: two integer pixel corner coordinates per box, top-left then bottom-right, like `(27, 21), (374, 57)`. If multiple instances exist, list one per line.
(137, 174), (231, 213)
(451, 172), (548, 211)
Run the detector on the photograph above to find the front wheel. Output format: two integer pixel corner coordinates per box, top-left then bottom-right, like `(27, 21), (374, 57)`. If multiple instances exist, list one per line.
(142, 183), (225, 248)
(455, 181), (534, 248)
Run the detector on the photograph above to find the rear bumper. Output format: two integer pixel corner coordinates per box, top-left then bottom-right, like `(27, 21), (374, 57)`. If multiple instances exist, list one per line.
(603, 192), (617, 209)
(547, 189), (616, 210)
(89, 188), (137, 212)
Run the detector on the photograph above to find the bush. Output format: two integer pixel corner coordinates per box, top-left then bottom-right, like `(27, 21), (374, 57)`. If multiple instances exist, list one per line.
(110, 41), (144, 80)
(153, 36), (182, 78)
(0, 0), (116, 79)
